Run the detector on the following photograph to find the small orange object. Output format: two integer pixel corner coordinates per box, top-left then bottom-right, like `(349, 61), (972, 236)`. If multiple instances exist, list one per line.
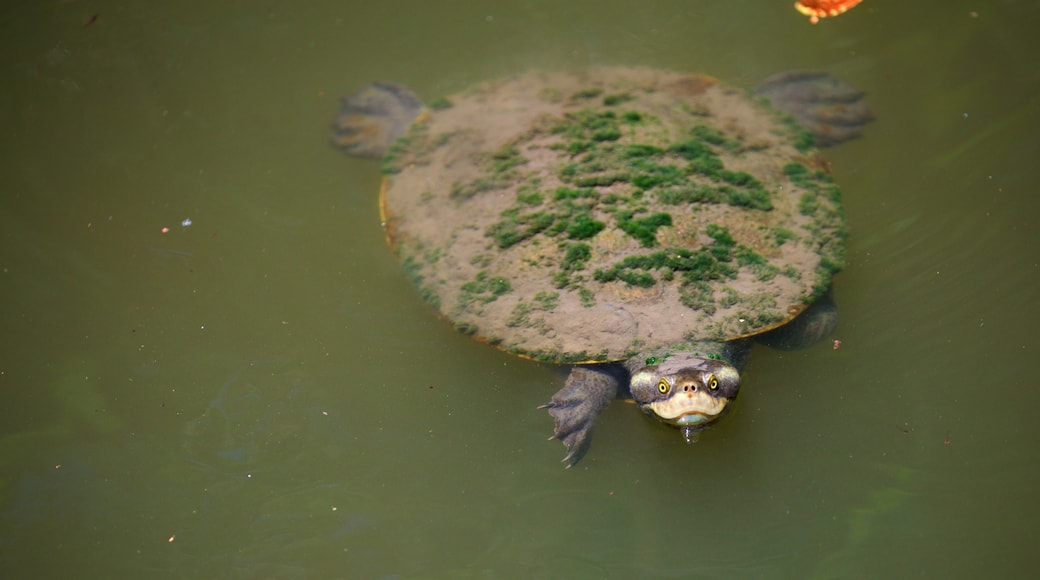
(795, 0), (863, 24)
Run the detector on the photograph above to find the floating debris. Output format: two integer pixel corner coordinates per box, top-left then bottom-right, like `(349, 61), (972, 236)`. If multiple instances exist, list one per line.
(795, 0), (863, 24)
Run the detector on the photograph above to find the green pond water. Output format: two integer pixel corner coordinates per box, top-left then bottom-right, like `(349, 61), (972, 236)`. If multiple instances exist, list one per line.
(1, 1), (1037, 577)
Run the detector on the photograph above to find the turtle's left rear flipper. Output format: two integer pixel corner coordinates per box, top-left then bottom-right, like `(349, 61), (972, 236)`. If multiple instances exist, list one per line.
(331, 82), (424, 159)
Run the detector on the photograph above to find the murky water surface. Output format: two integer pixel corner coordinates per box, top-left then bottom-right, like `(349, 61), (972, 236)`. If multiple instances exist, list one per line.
(2, 1), (1037, 577)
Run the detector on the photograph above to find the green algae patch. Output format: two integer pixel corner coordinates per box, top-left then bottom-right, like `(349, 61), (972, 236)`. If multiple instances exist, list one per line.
(486, 209), (555, 249)
(458, 270), (513, 309)
(552, 109), (620, 141)
(507, 291), (560, 330)
(510, 346), (611, 365)
(450, 142), (529, 200)
(561, 242), (591, 271)
(572, 88), (603, 100)
(593, 238), (737, 289)
(429, 96), (454, 110)
(381, 126), (421, 175)
(603, 93), (633, 106)
(566, 213), (605, 240)
(400, 253), (441, 310)
(781, 162), (847, 298)
(691, 124), (742, 152)
(491, 145), (527, 173)
(616, 210), (673, 247)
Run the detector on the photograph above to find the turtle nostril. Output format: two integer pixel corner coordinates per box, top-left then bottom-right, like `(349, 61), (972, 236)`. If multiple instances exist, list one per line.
(683, 383), (695, 392)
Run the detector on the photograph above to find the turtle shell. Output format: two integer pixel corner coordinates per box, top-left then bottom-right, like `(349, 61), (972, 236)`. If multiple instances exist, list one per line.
(379, 67), (845, 364)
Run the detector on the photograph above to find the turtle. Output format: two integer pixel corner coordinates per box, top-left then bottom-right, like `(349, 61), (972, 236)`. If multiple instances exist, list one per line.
(331, 66), (870, 466)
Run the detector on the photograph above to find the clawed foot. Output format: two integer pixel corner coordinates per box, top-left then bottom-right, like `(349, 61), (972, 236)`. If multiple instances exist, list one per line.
(755, 71), (873, 147)
(539, 367), (619, 468)
(330, 82), (424, 159)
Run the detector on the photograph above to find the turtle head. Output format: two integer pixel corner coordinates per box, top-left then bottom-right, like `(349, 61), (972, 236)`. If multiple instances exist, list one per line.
(629, 353), (741, 430)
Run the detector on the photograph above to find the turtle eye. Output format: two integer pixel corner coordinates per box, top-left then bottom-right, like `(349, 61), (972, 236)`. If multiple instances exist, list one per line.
(707, 374), (719, 391)
(657, 378), (670, 394)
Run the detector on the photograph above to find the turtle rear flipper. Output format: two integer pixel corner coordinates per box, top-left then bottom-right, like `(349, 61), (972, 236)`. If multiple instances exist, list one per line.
(755, 70), (873, 147)
(331, 82), (424, 159)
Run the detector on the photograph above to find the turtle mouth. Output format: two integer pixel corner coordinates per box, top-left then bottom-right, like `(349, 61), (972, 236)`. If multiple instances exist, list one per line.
(642, 391), (730, 426)
(672, 411), (719, 426)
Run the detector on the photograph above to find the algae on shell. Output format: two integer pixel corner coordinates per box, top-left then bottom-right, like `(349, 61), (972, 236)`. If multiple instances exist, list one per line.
(380, 67), (845, 363)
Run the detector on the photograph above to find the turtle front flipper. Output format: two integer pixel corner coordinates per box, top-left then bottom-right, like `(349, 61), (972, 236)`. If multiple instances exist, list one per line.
(539, 367), (620, 468)
(756, 289), (838, 350)
(330, 82), (425, 159)
(754, 71), (873, 147)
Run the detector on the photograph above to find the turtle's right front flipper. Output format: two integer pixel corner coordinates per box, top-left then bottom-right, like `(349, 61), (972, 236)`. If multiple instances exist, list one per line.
(331, 82), (424, 159)
(539, 367), (620, 468)
(755, 288), (838, 351)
